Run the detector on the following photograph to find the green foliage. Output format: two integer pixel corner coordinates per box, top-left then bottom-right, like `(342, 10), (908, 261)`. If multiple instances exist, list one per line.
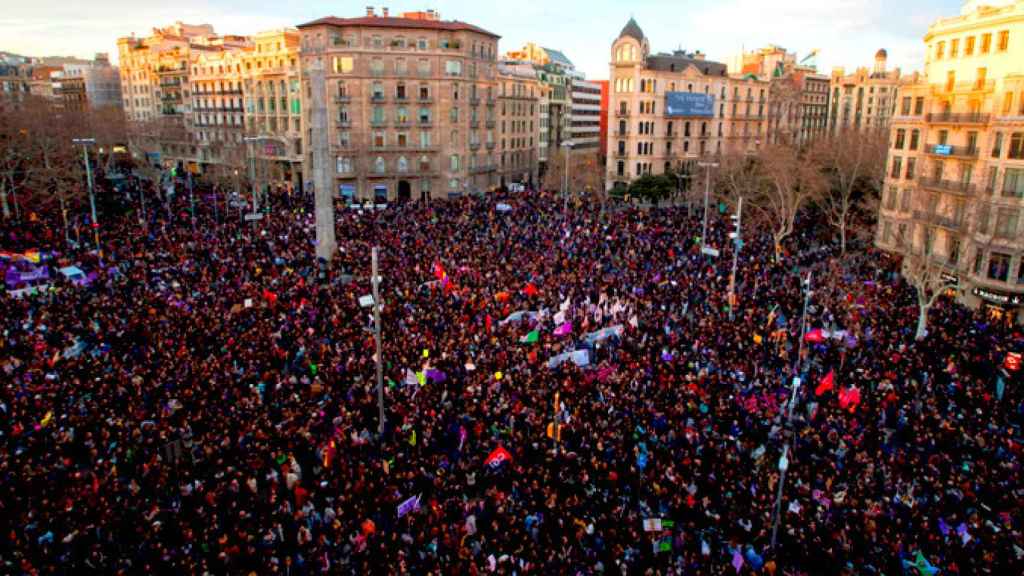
(628, 174), (674, 203)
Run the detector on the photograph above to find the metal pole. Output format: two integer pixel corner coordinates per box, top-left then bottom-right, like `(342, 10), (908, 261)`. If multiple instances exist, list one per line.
(728, 196), (743, 321)
(562, 147), (569, 213)
(139, 184), (147, 230)
(701, 163), (710, 248)
(770, 271), (813, 551)
(187, 172), (195, 232)
(81, 143), (101, 257)
(372, 247), (385, 440)
(248, 140), (257, 232)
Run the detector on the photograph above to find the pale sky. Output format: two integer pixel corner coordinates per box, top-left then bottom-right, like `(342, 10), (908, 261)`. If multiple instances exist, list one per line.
(4, 0), (965, 78)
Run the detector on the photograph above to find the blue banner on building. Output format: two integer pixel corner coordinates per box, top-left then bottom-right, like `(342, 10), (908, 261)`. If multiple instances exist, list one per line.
(665, 92), (714, 118)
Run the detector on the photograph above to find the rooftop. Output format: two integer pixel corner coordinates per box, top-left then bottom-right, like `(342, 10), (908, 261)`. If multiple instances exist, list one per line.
(296, 15), (500, 38)
(647, 53), (727, 77)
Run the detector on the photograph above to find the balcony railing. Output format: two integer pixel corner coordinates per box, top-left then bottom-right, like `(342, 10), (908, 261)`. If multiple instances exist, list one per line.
(615, 110), (630, 117)
(917, 176), (976, 195)
(615, 129), (629, 136)
(370, 94), (386, 102)
(926, 144), (979, 159)
(925, 112), (991, 124)
(912, 209), (964, 230)
(336, 95), (352, 103)
(932, 80), (995, 94)
(486, 142), (495, 149)
(469, 142), (481, 150)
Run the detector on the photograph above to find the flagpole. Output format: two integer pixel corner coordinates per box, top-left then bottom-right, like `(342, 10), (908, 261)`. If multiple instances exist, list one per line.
(373, 247), (385, 441)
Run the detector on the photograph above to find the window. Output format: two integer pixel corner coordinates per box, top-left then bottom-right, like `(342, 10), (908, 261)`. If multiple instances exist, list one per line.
(617, 161), (624, 176)
(445, 60), (462, 76)
(418, 59), (430, 75)
(373, 131), (385, 148)
(420, 131), (432, 148)
(995, 209), (1019, 238)
(374, 157), (386, 174)
(947, 236), (960, 265)
(974, 251), (985, 275)
(901, 96), (912, 115)
(999, 30), (1010, 52)
(332, 57), (353, 74)
(397, 156), (409, 173)
(1003, 92), (1014, 115)
(993, 132), (1004, 158)
(419, 156), (431, 171)
(936, 41), (945, 59)
(895, 129), (906, 149)
(450, 107), (459, 123)
(951, 38), (959, 58)
(946, 71), (956, 92)
(372, 106), (385, 124)
(419, 107), (431, 124)
(989, 252), (1011, 282)
(976, 68), (987, 89)
(1010, 132), (1024, 160)
(370, 59), (384, 75)
(982, 33), (992, 54)
(450, 154), (460, 171)
(1004, 168), (1024, 198)
(910, 129), (920, 151)
(372, 82), (384, 99)
(965, 36), (975, 56)
(396, 107), (409, 124)
(914, 97), (925, 115)
(338, 105), (350, 123)
(418, 37), (428, 50)
(336, 157), (352, 173)
(891, 156), (903, 179)
(338, 131), (350, 148)
(906, 158), (916, 180)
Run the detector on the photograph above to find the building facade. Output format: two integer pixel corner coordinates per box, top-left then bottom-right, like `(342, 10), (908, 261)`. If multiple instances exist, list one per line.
(876, 0), (1024, 320)
(606, 18), (771, 190)
(298, 8), (500, 201)
(829, 50), (902, 132)
(570, 77), (602, 152)
(497, 61), (540, 186)
(50, 54), (123, 111)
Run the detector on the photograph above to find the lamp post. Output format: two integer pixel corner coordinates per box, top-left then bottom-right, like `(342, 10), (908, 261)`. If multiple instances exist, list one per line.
(770, 270), (813, 551)
(72, 138), (101, 257)
(372, 247), (385, 440)
(243, 136), (260, 220)
(561, 140), (574, 213)
(727, 196), (743, 321)
(697, 160), (719, 250)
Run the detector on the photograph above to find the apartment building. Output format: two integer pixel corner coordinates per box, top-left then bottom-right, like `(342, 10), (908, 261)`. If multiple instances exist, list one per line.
(298, 7), (500, 201)
(570, 77), (602, 152)
(497, 60), (541, 186)
(876, 0), (1024, 321)
(189, 46), (246, 172)
(50, 54), (122, 111)
(829, 50), (902, 132)
(606, 18), (770, 190)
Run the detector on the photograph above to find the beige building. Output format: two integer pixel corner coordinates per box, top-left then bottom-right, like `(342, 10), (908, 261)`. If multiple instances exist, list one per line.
(877, 0), (1024, 320)
(497, 61), (541, 186)
(607, 18), (771, 190)
(829, 49), (903, 132)
(298, 8), (500, 202)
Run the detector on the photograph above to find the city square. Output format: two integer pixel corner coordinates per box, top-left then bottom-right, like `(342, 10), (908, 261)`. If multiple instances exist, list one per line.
(2, 1), (1024, 574)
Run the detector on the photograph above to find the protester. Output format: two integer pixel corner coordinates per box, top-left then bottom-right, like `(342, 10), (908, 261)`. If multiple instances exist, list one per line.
(0, 176), (1021, 575)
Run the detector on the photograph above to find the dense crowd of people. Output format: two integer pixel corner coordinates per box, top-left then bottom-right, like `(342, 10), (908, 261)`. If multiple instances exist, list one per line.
(1, 176), (1022, 575)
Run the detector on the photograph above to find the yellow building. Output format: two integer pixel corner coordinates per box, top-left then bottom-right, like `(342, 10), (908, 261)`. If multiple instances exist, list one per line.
(829, 49), (903, 132)
(877, 0), (1024, 320)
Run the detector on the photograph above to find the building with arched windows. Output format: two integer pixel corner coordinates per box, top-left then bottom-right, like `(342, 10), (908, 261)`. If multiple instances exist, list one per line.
(606, 18), (772, 191)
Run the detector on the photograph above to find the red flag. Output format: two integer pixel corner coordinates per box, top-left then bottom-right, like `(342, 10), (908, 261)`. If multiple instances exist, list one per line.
(485, 314), (493, 333)
(804, 329), (824, 344)
(838, 386), (861, 412)
(433, 262), (446, 281)
(484, 445), (512, 468)
(815, 370), (835, 397)
(523, 282), (539, 297)
(262, 289), (278, 306)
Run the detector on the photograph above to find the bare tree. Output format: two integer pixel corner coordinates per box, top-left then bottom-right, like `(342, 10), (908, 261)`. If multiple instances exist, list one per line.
(896, 219), (960, 340)
(543, 149), (604, 206)
(812, 128), (888, 253)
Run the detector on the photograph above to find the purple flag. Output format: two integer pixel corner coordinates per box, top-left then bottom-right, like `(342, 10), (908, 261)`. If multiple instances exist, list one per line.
(425, 369), (447, 383)
(554, 321), (573, 337)
(397, 494), (421, 518)
(732, 549), (744, 573)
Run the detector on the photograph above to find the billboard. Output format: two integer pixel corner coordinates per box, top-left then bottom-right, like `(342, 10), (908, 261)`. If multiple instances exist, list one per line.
(665, 92), (714, 118)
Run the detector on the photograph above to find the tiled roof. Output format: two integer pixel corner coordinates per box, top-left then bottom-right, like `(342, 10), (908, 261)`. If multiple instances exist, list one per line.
(647, 54), (727, 77)
(296, 16), (499, 38)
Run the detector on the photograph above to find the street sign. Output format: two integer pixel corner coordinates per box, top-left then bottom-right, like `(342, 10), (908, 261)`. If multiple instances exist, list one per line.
(701, 246), (720, 257)
(244, 213), (264, 221)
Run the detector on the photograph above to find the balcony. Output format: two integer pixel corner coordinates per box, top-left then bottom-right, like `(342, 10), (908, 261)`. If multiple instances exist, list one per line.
(912, 209), (964, 230)
(470, 97), (481, 106)
(337, 119), (352, 128)
(336, 95), (352, 103)
(394, 119), (412, 129)
(486, 98), (496, 107)
(394, 94), (409, 103)
(932, 80), (995, 95)
(470, 165), (495, 174)
(418, 118), (433, 127)
(926, 144), (979, 159)
(615, 110), (630, 117)
(370, 119), (388, 127)
(925, 112), (990, 124)
(469, 142), (481, 151)
(470, 120), (480, 128)
(486, 142), (496, 150)
(485, 120), (496, 129)
(370, 94), (386, 103)
(917, 176), (976, 195)
(418, 96), (433, 103)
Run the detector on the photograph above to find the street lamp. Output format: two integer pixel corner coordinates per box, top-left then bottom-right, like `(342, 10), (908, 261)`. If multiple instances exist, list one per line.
(770, 271), (813, 550)
(561, 140), (574, 213)
(243, 136), (260, 219)
(697, 160), (719, 251)
(72, 137), (101, 257)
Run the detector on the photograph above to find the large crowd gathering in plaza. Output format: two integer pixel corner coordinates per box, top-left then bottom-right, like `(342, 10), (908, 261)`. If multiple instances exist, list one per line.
(1, 174), (1022, 575)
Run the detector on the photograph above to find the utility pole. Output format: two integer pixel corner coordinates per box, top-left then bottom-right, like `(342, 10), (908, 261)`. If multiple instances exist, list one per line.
(73, 138), (101, 257)
(771, 270), (813, 551)
(187, 171), (195, 232)
(244, 136), (259, 232)
(728, 196), (743, 321)
(372, 247), (385, 440)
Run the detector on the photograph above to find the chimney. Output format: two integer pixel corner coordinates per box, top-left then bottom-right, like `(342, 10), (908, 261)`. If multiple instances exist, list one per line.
(382, 7), (389, 17)
(366, 6), (375, 17)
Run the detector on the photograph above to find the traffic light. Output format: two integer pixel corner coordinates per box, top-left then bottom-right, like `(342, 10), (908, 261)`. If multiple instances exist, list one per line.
(728, 211), (742, 249)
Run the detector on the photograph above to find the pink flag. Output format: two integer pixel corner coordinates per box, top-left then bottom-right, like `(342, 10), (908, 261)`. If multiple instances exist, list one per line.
(732, 549), (744, 573)
(554, 321), (573, 337)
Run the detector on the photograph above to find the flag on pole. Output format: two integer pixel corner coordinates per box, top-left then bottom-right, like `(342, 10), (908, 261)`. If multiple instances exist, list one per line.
(397, 494), (422, 518)
(804, 328), (825, 343)
(553, 322), (573, 337)
(484, 445), (512, 468)
(523, 282), (539, 297)
(520, 330), (540, 344)
(815, 370), (835, 397)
